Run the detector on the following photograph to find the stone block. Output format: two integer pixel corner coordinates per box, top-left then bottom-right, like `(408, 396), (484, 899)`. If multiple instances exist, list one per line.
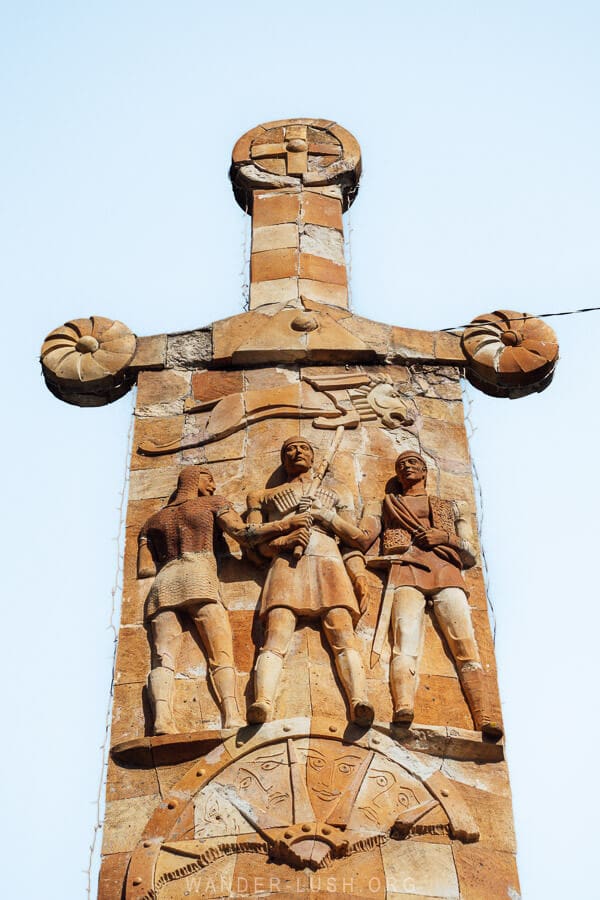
(414, 674), (473, 730)
(454, 782), (516, 853)
(121, 577), (149, 626)
(106, 758), (159, 802)
(252, 223), (298, 253)
(130, 333), (167, 370)
(300, 224), (345, 264)
(391, 326), (436, 361)
(166, 328), (212, 368)
(136, 369), (190, 408)
(441, 759), (511, 799)
(298, 278), (348, 308)
(129, 466), (180, 501)
(125, 497), (164, 533)
(452, 845), (520, 899)
(381, 841), (459, 898)
(229, 610), (259, 673)
(251, 247), (298, 282)
(97, 851), (129, 900)
(249, 277), (299, 308)
(102, 794), (160, 854)
(115, 624), (151, 685)
(252, 191), (300, 227)
(299, 253), (347, 285)
(111, 682), (148, 744)
(192, 370), (244, 402)
(131, 417), (183, 470)
(463, 568), (488, 611)
(434, 330), (466, 364)
(340, 314), (391, 355)
(174, 674), (220, 731)
(302, 190), (343, 230)
(414, 395), (465, 425)
(420, 615), (457, 678)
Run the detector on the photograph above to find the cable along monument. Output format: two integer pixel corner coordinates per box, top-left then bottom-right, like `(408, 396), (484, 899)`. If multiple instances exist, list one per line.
(40, 118), (558, 899)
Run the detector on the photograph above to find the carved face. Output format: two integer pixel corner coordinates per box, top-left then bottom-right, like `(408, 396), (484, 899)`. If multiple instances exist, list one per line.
(196, 470), (216, 496)
(352, 766), (420, 831)
(282, 440), (314, 476)
(305, 745), (364, 819)
(395, 454), (427, 491)
(234, 748), (291, 814)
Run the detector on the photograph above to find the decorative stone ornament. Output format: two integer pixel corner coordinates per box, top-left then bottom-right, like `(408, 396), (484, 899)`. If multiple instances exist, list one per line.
(461, 309), (559, 398)
(40, 316), (136, 406)
(230, 118), (362, 212)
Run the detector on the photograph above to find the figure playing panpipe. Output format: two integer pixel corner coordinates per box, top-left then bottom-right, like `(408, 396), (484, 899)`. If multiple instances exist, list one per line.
(245, 435), (378, 728)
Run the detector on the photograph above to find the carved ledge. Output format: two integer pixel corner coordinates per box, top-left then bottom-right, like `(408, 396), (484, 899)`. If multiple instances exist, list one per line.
(111, 729), (232, 767)
(462, 309), (559, 398)
(40, 316), (137, 406)
(112, 719), (503, 768)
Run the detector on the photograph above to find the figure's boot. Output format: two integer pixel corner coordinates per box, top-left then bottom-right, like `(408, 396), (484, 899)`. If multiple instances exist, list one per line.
(335, 648), (374, 727)
(148, 667), (178, 735)
(390, 654), (418, 726)
(459, 663), (503, 740)
(211, 665), (244, 729)
(247, 650), (283, 724)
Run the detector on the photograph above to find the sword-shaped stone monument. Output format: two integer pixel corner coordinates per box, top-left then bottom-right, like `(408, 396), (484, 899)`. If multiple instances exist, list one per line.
(40, 118), (558, 899)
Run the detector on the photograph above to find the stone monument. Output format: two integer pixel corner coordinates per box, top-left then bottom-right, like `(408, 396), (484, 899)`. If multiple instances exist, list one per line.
(40, 118), (558, 899)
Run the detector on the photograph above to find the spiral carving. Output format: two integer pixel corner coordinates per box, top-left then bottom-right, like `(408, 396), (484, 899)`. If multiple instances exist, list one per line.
(41, 316), (137, 405)
(462, 309), (558, 397)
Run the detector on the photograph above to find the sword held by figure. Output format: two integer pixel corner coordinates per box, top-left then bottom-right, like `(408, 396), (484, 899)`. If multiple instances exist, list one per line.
(292, 425), (345, 561)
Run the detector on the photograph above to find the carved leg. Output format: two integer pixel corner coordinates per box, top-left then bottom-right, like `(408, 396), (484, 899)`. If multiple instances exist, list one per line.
(390, 587), (426, 725)
(189, 602), (243, 729)
(247, 607), (296, 724)
(149, 610), (182, 735)
(323, 607), (374, 727)
(433, 587), (503, 740)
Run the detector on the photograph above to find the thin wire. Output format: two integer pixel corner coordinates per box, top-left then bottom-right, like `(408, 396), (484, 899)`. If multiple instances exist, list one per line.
(440, 305), (600, 333)
(85, 395), (135, 898)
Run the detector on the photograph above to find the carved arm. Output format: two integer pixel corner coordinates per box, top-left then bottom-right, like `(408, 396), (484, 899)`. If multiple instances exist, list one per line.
(137, 534), (157, 579)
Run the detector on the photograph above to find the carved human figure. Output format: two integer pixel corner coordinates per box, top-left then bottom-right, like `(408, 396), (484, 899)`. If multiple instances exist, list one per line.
(246, 436), (375, 727)
(379, 451), (502, 738)
(137, 465), (309, 733)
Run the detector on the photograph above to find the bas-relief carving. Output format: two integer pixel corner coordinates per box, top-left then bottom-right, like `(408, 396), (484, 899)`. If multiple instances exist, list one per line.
(134, 413), (499, 738)
(361, 451), (503, 740)
(137, 465), (311, 732)
(245, 435), (377, 728)
(124, 726), (479, 899)
(137, 370), (415, 456)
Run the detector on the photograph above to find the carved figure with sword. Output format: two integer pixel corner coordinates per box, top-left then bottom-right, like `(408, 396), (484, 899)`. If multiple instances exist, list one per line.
(246, 429), (376, 727)
(367, 451), (503, 739)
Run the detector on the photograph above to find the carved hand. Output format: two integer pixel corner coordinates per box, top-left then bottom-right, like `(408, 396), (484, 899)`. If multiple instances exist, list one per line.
(275, 526), (311, 552)
(413, 527), (449, 549)
(354, 574), (372, 614)
(285, 511), (313, 531)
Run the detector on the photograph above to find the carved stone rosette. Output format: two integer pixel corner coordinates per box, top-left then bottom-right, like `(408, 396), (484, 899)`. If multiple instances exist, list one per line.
(40, 316), (136, 406)
(462, 309), (559, 398)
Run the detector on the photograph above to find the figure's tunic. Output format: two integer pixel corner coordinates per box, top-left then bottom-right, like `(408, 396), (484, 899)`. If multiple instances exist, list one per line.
(383, 493), (468, 595)
(140, 494), (232, 618)
(254, 478), (361, 623)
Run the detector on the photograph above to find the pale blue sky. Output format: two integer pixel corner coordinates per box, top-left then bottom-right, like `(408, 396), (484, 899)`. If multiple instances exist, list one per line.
(2, 2), (599, 897)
